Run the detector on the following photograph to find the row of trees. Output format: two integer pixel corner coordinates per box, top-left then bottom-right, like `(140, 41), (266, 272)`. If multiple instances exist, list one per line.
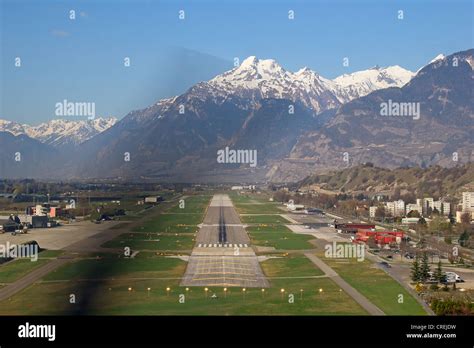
(411, 253), (446, 283)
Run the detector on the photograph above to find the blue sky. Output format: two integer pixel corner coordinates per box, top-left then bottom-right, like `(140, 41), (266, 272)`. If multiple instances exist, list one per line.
(1, 0), (472, 124)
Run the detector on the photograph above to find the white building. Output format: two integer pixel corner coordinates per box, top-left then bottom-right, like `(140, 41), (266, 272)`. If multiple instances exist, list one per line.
(395, 200), (405, 216)
(386, 202), (395, 216)
(442, 202), (451, 215)
(144, 196), (162, 204)
(385, 200), (405, 217)
(425, 198), (434, 207)
(462, 192), (474, 212)
(406, 204), (422, 215)
(369, 206), (377, 218)
(416, 198), (424, 207)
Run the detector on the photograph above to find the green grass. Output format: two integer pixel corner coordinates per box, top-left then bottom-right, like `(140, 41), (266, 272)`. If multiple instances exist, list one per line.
(247, 224), (293, 233)
(102, 233), (194, 251)
(43, 257), (185, 281)
(246, 225), (314, 250)
(38, 250), (65, 258)
(235, 203), (283, 214)
(166, 195), (211, 214)
(240, 214), (291, 224)
(0, 259), (49, 283)
(227, 193), (268, 204)
(322, 255), (427, 315)
(263, 255), (324, 278)
(133, 213), (201, 233)
(249, 231), (314, 250)
(0, 255), (366, 315)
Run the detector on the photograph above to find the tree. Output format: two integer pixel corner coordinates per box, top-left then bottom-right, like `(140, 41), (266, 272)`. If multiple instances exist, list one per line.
(411, 257), (421, 282)
(434, 261), (446, 283)
(407, 210), (421, 218)
(375, 206), (386, 219)
(417, 217), (427, 226)
(459, 230), (470, 247)
(461, 212), (471, 225)
(420, 253), (431, 282)
(448, 212), (455, 224)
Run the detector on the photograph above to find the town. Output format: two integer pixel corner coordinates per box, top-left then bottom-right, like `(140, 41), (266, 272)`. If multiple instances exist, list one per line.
(0, 179), (472, 317)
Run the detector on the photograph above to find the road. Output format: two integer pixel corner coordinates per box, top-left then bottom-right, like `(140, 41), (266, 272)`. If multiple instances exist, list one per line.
(181, 194), (268, 288)
(304, 253), (385, 315)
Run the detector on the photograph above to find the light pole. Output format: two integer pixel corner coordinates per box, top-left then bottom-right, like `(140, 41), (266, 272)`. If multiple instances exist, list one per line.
(223, 287), (227, 298)
(280, 288), (285, 300)
(204, 287), (209, 299)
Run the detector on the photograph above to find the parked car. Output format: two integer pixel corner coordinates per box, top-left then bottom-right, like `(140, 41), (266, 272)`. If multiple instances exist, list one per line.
(380, 261), (391, 268)
(445, 272), (464, 283)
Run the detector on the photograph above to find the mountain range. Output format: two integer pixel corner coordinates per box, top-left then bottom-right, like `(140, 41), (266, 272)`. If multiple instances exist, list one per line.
(0, 118), (117, 148)
(0, 49), (472, 182)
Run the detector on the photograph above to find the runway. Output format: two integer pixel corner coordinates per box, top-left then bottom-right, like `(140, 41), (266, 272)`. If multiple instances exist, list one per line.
(181, 194), (268, 288)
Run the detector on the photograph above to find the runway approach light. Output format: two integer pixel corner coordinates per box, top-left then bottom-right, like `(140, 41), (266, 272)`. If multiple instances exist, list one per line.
(319, 288), (323, 293)
(128, 287), (132, 292)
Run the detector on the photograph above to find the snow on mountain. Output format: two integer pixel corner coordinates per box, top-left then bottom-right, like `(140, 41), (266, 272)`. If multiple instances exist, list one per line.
(332, 65), (415, 101)
(429, 53), (446, 64)
(415, 54), (446, 73)
(0, 117), (117, 147)
(194, 56), (415, 114)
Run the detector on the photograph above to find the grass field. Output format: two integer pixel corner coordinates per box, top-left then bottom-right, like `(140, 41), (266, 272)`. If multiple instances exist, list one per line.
(0, 254), (366, 315)
(132, 214), (201, 233)
(129, 195), (211, 235)
(102, 233), (194, 251)
(245, 224), (315, 250)
(240, 214), (291, 224)
(0, 259), (49, 283)
(166, 195), (212, 214)
(263, 255), (324, 278)
(235, 203), (284, 214)
(38, 250), (65, 258)
(43, 257), (185, 281)
(0, 249), (66, 284)
(322, 255), (427, 315)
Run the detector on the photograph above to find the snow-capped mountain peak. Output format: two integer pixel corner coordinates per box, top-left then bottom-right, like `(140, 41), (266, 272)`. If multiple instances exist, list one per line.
(429, 53), (446, 64)
(204, 55), (415, 114)
(0, 117), (117, 147)
(331, 65), (415, 101)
